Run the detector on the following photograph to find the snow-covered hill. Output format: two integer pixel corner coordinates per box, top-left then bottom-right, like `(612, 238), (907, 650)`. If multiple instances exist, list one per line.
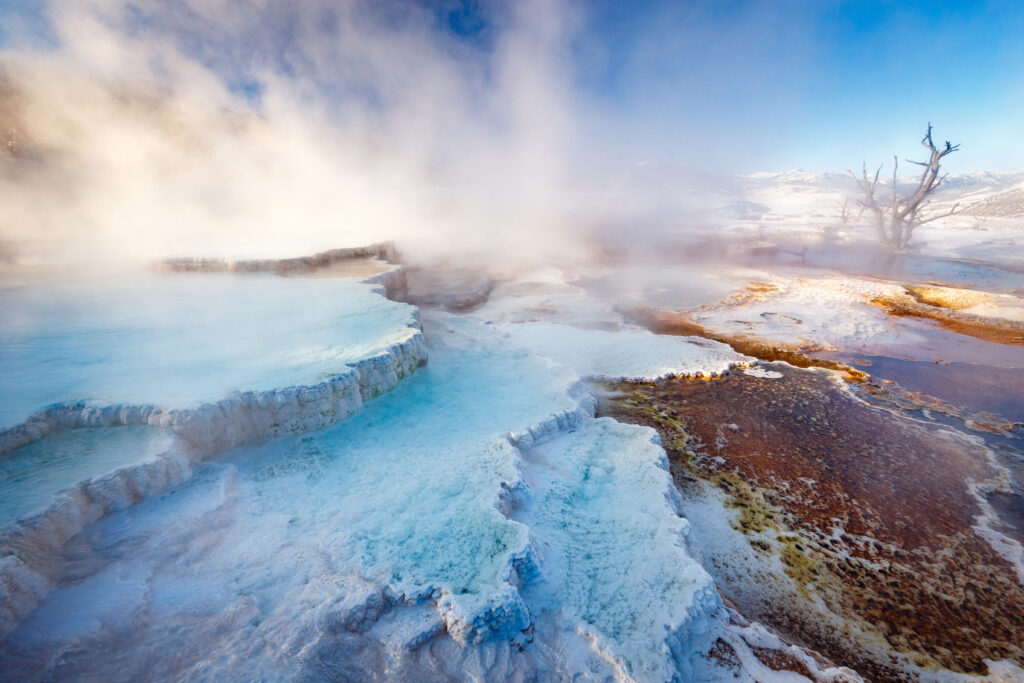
(738, 169), (1024, 217)
(957, 180), (1024, 218)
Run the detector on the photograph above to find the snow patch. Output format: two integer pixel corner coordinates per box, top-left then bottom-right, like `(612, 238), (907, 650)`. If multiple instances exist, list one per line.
(692, 274), (916, 351)
(743, 366), (784, 379)
(497, 321), (751, 381)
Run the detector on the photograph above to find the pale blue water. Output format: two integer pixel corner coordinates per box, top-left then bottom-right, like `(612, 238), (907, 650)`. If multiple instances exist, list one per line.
(0, 268), (418, 429)
(3, 328), (715, 682)
(794, 246), (1024, 291)
(0, 426), (176, 525)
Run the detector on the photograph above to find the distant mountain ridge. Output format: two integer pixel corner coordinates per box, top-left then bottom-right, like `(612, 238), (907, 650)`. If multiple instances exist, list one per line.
(740, 169), (1024, 218)
(959, 181), (1024, 217)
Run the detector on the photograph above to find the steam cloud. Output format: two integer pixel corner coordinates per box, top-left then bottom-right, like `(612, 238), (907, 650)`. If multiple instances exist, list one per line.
(0, 0), (602, 266)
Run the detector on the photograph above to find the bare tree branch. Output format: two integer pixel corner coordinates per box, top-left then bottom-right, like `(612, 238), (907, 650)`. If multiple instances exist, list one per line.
(849, 124), (960, 249)
(915, 202), (960, 226)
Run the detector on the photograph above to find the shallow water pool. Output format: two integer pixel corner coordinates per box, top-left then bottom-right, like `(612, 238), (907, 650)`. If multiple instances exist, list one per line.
(0, 426), (176, 525)
(0, 268), (418, 429)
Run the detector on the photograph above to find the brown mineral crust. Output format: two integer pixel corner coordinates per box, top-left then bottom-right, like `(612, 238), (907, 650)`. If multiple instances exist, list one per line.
(635, 307), (1020, 435)
(294, 257), (393, 279)
(870, 292), (1024, 347)
(599, 365), (1024, 676)
(706, 638), (743, 669)
(628, 307), (869, 382)
(748, 645), (816, 678)
(706, 637), (823, 680)
(158, 242), (398, 275)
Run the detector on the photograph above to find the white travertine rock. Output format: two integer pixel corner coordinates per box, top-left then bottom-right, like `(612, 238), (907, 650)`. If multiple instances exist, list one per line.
(497, 321), (752, 381)
(0, 284), (428, 640)
(2, 315), (738, 682)
(0, 270), (421, 433)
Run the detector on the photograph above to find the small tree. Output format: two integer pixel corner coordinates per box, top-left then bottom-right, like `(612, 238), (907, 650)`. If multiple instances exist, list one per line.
(836, 197), (863, 226)
(848, 123), (960, 250)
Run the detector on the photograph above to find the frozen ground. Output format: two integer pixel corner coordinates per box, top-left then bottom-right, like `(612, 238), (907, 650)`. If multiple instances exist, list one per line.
(681, 271), (1024, 369)
(665, 170), (1024, 279)
(0, 318), (745, 681)
(688, 274), (910, 351)
(0, 256), (838, 680)
(435, 263), (751, 381)
(497, 321), (747, 381)
(5, 200), (1019, 679)
(0, 268), (419, 430)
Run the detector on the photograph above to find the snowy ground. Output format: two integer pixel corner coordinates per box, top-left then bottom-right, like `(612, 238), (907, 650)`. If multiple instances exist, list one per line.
(688, 274), (909, 351)
(0, 312), (778, 681)
(3, 170), (1023, 680)
(0, 259), (809, 681)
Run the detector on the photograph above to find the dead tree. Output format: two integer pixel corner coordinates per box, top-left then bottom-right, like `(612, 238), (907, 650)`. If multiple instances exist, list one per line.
(836, 197), (864, 226)
(838, 198), (853, 225)
(848, 123), (960, 250)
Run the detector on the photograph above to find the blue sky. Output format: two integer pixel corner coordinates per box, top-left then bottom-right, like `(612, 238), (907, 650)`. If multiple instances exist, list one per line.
(572, 0), (1024, 172)
(2, 0), (1022, 174)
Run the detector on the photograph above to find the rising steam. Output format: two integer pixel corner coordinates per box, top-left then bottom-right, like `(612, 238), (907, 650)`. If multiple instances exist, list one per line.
(0, 0), (589, 266)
